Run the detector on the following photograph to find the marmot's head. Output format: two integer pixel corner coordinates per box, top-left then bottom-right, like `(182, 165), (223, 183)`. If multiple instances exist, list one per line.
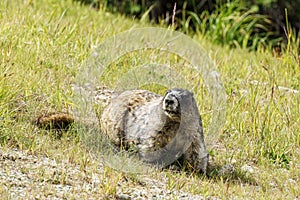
(162, 89), (183, 120)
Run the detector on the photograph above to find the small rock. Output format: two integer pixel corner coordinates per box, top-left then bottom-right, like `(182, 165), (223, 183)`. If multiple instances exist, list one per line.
(241, 164), (254, 174)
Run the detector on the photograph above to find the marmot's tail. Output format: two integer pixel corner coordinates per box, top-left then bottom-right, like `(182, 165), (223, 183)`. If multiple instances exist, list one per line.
(34, 112), (74, 131)
(34, 85), (115, 131)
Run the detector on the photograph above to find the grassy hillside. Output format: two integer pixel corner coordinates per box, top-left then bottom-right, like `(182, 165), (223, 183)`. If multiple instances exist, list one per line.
(0, 0), (299, 199)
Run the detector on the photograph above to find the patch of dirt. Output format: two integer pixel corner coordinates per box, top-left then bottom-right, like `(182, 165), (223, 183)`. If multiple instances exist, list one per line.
(0, 147), (217, 199)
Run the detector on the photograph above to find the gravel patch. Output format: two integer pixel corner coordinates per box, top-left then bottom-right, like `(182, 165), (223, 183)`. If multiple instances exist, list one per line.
(0, 147), (214, 199)
(0, 147), (103, 199)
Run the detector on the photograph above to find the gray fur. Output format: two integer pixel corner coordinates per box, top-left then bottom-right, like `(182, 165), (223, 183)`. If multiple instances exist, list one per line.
(100, 88), (208, 173)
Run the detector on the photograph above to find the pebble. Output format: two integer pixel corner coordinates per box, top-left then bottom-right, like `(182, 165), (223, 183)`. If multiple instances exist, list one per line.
(241, 164), (254, 174)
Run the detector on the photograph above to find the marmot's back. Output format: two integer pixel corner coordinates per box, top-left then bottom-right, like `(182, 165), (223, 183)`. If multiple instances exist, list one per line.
(100, 90), (164, 147)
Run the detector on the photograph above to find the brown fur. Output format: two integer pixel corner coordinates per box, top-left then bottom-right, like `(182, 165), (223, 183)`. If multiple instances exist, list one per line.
(35, 112), (74, 130)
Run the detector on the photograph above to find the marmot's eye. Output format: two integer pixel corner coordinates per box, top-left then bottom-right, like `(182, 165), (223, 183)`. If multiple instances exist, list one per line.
(165, 99), (174, 105)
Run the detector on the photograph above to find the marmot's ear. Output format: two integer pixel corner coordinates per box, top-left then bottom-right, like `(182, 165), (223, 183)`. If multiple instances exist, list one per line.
(166, 90), (171, 95)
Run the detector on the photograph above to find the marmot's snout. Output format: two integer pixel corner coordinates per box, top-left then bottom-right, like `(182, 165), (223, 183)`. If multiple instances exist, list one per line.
(162, 91), (180, 118)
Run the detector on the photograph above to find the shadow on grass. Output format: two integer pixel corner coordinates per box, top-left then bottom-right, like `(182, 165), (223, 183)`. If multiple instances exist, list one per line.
(205, 162), (258, 186)
(166, 159), (258, 186)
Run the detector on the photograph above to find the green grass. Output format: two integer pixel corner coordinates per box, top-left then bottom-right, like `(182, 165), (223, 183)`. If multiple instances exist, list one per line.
(0, 0), (299, 199)
(196, 0), (278, 50)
